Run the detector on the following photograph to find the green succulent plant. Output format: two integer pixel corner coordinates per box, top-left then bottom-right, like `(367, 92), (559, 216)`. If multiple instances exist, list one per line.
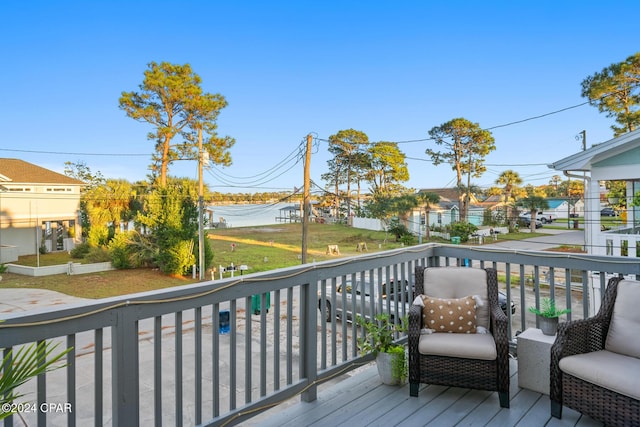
(528, 297), (571, 318)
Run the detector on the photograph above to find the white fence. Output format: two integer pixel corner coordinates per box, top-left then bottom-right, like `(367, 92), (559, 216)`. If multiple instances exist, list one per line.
(7, 261), (114, 276)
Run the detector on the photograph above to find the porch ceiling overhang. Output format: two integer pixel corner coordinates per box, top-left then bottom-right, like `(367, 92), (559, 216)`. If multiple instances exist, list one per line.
(548, 128), (640, 172)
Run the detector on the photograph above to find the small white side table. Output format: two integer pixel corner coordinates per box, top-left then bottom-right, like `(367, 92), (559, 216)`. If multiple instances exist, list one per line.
(517, 328), (556, 395)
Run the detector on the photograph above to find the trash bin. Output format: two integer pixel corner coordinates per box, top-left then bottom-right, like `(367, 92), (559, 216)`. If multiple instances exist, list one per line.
(451, 236), (461, 244)
(251, 292), (271, 315)
(219, 310), (230, 334)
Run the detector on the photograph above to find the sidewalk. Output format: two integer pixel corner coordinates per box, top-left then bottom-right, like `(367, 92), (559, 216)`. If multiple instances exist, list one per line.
(0, 287), (89, 317)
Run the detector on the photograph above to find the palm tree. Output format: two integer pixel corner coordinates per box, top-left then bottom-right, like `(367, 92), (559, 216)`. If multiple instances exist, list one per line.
(417, 191), (440, 240)
(391, 194), (420, 230)
(496, 170), (523, 229)
(1, 341), (71, 420)
(518, 196), (550, 233)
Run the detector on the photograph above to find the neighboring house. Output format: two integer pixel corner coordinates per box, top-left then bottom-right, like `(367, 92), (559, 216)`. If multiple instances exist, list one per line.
(550, 128), (640, 257)
(468, 195), (506, 227)
(0, 158), (84, 262)
(543, 197), (585, 219)
(408, 188), (467, 235)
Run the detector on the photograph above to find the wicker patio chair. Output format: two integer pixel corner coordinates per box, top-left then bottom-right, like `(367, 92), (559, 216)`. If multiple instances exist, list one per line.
(408, 266), (510, 408)
(550, 276), (640, 425)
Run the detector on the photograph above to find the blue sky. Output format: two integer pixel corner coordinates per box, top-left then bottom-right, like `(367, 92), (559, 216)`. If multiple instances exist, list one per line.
(2, 1), (638, 195)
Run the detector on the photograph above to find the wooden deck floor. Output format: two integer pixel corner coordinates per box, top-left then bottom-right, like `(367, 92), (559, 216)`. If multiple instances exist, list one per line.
(247, 359), (603, 427)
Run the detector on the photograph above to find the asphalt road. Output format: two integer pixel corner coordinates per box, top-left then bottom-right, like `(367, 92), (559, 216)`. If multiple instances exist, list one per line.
(486, 229), (584, 251)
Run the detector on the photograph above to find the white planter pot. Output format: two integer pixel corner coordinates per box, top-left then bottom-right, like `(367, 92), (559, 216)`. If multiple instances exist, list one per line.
(376, 352), (405, 386)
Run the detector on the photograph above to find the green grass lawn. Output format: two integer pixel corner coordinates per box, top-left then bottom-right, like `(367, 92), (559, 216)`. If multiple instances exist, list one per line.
(12, 252), (75, 267)
(207, 223), (407, 274)
(1, 222), (559, 299)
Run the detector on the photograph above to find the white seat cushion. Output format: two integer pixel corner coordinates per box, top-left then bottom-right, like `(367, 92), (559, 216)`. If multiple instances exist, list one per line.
(418, 332), (497, 360)
(559, 350), (640, 400)
(605, 280), (640, 358)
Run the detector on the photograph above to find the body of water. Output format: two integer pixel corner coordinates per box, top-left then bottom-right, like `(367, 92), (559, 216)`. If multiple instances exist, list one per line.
(206, 203), (300, 228)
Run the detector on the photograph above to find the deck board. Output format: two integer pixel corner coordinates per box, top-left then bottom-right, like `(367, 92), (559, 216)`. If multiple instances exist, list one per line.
(246, 359), (604, 427)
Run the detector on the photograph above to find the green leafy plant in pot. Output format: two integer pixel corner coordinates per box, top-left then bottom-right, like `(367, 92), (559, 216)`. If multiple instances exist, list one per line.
(528, 297), (571, 336)
(356, 313), (407, 385)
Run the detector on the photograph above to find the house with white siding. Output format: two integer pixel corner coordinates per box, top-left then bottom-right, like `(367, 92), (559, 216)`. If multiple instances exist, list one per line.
(0, 158), (83, 262)
(550, 128), (640, 257)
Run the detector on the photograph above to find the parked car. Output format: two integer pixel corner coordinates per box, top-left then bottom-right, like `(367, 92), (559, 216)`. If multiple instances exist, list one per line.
(519, 217), (543, 229)
(318, 279), (410, 322)
(600, 207), (618, 217)
(519, 211), (556, 224)
(499, 291), (516, 315)
(318, 279), (516, 322)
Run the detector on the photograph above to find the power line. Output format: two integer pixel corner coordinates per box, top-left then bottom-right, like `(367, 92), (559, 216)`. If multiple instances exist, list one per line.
(0, 148), (149, 157)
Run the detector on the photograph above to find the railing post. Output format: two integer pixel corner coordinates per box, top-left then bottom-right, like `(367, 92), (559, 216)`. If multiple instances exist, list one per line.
(301, 276), (318, 402)
(111, 305), (139, 427)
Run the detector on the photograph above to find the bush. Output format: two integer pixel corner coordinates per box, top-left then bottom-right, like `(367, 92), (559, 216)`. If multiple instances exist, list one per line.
(70, 243), (91, 259)
(85, 247), (112, 263)
(387, 218), (409, 241)
(125, 232), (157, 269)
(157, 240), (196, 275)
(449, 222), (478, 243)
(200, 237), (214, 271)
(87, 226), (109, 247)
(108, 232), (134, 269)
(399, 234), (414, 245)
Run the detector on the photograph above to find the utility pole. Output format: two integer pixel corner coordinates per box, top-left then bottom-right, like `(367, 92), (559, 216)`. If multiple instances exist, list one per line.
(580, 130), (587, 251)
(198, 128), (205, 280)
(301, 134), (312, 264)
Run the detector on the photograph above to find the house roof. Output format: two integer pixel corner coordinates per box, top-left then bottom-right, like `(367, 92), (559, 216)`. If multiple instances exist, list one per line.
(545, 198), (568, 209)
(0, 158), (84, 185)
(548, 128), (640, 172)
(417, 188), (460, 202)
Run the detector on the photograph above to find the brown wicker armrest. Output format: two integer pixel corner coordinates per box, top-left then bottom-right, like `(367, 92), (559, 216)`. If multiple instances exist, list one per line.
(408, 303), (423, 386)
(489, 297), (510, 399)
(490, 302), (509, 347)
(408, 304), (423, 339)
(550, 315), (607, 405)
(554, 316), (607, 358)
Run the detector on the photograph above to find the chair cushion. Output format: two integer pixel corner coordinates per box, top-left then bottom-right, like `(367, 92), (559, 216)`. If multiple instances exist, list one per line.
(421, 294), (477, 333)
(418, 332), (497, 360)
(423, 267), (490, 329)
(559, 350), (640, 400)
(605, 280), (640, 358)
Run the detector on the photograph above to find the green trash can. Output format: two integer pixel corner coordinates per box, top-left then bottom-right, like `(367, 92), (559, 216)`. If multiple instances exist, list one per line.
(251, 292), (271, 315)
(451, 236), (461, 244)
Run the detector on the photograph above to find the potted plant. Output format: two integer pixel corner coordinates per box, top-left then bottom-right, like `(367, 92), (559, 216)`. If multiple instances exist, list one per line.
(0, 264), (7, 282)
(356, 313), (407, 385)
(528, 297), (571, 336)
